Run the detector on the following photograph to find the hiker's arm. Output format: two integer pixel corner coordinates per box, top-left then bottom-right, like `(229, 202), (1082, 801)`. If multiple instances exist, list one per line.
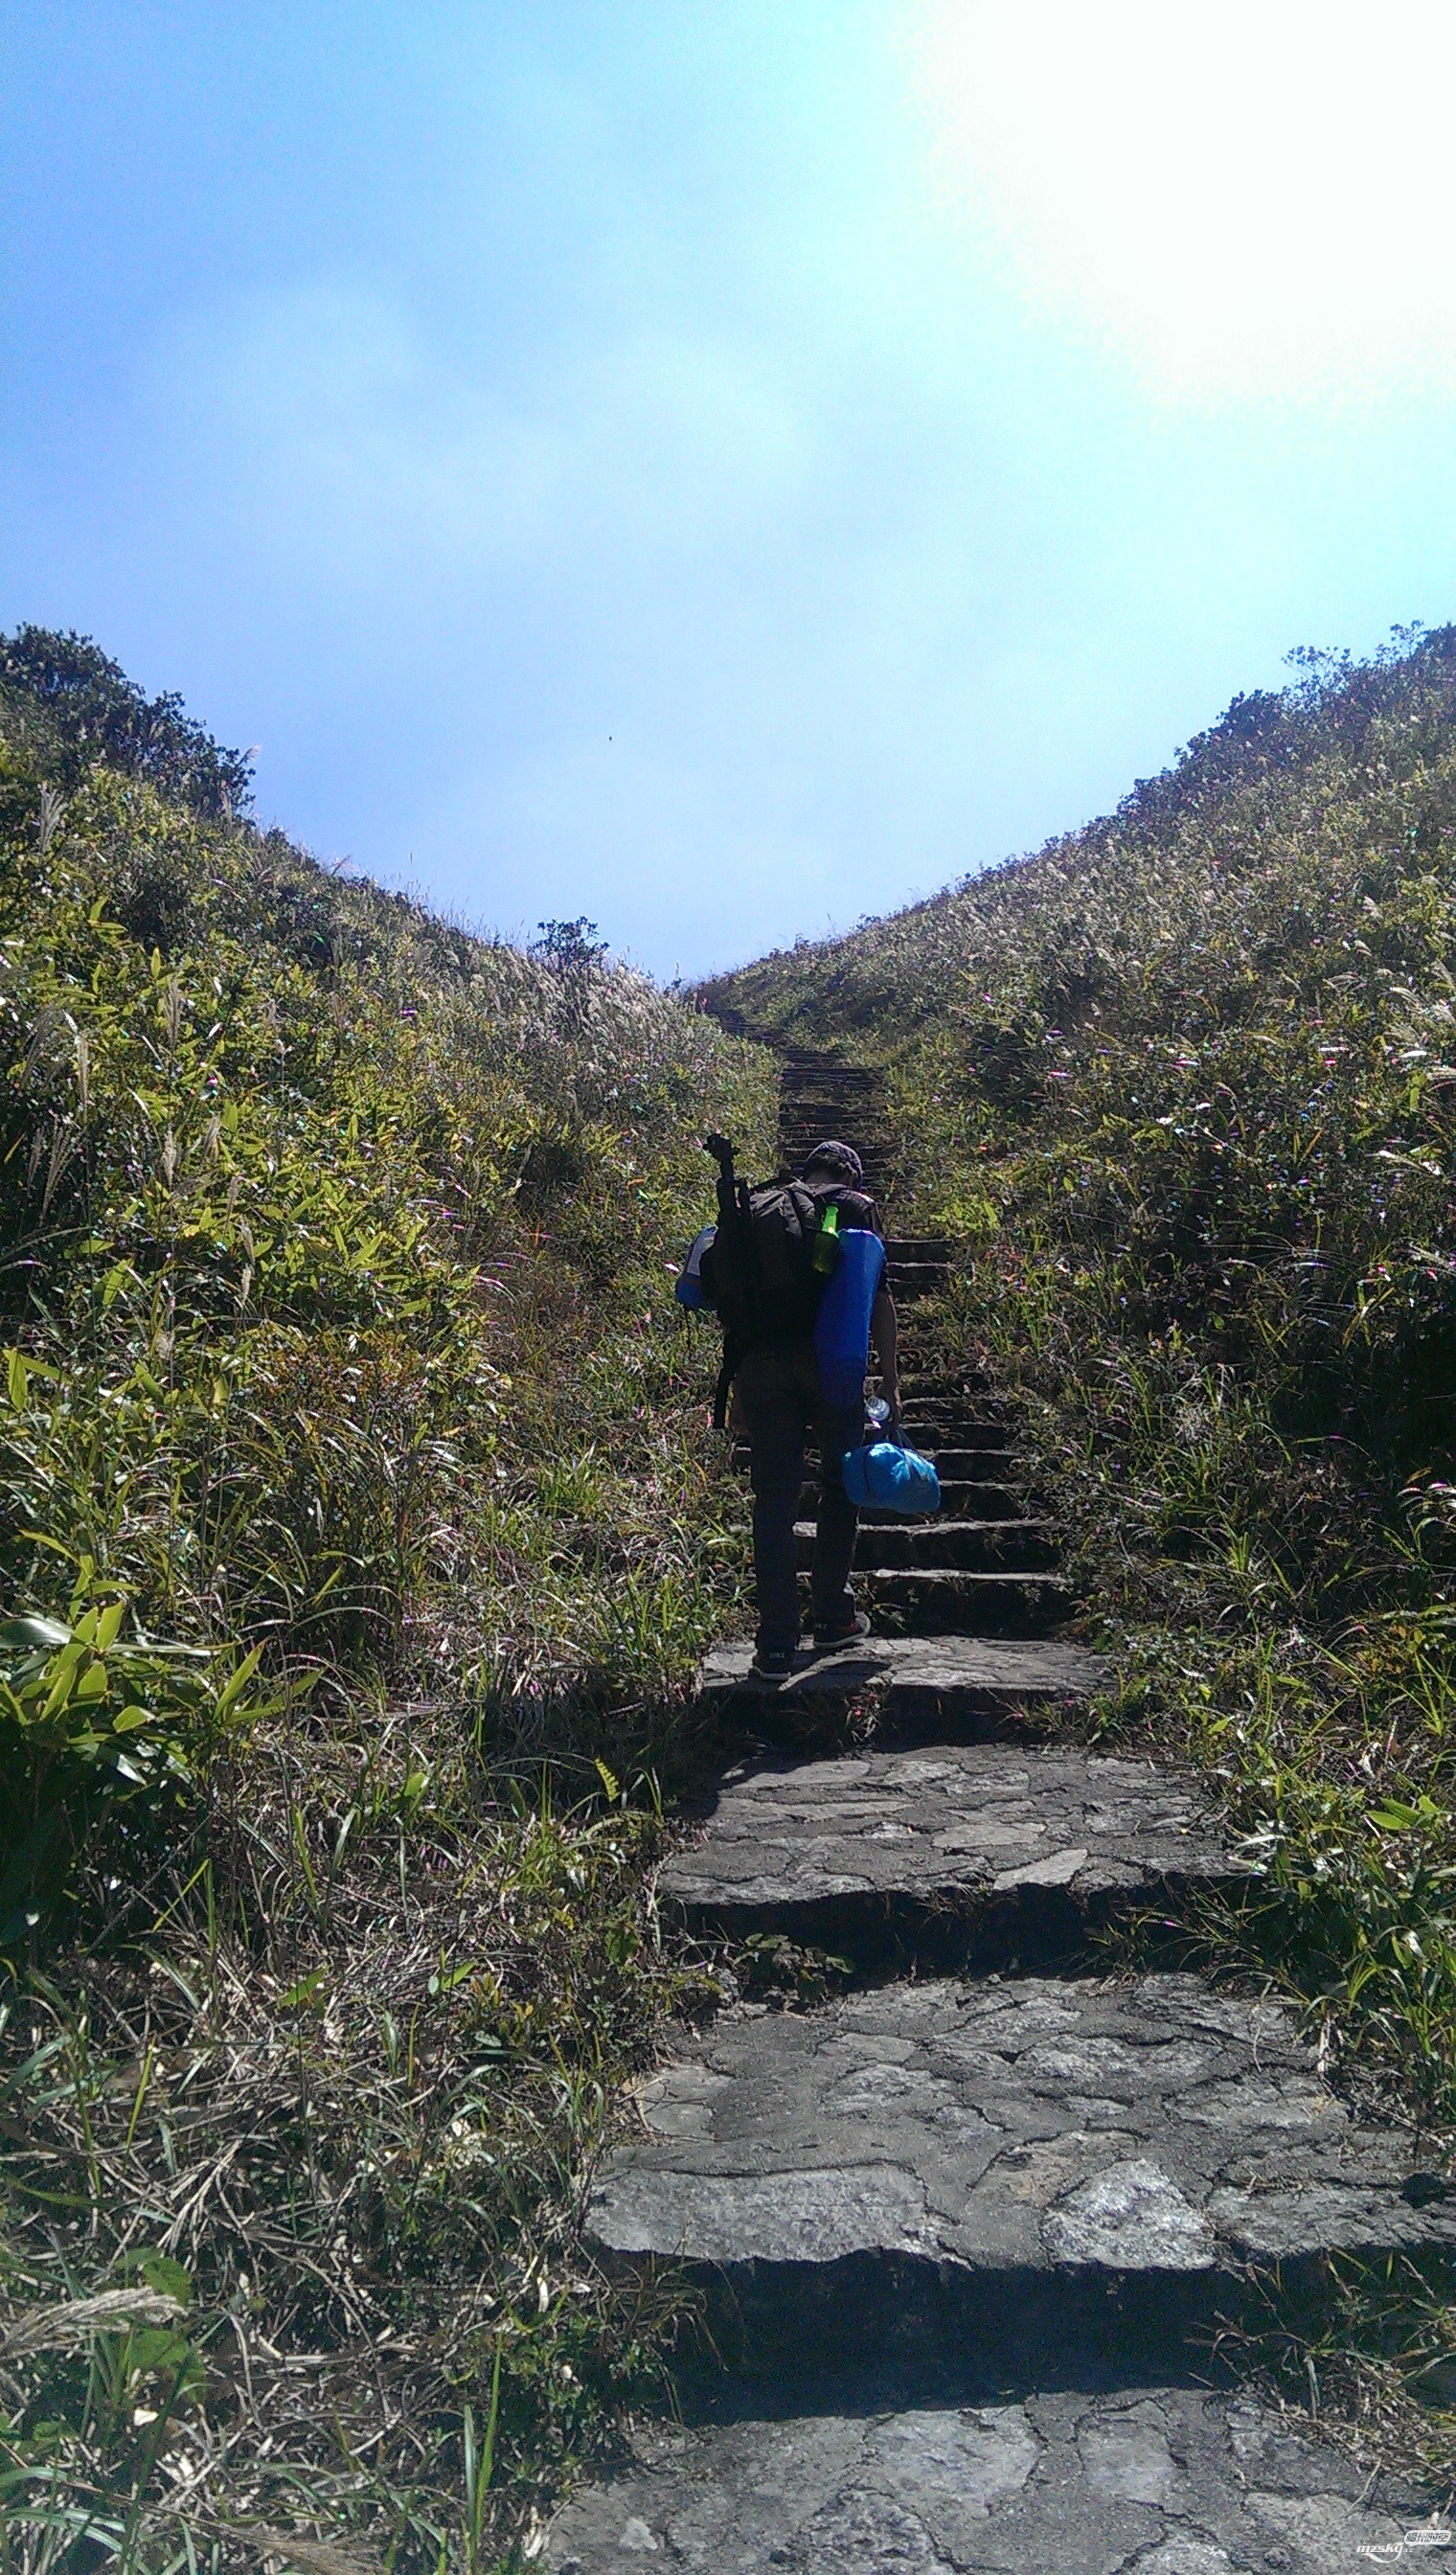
(871, 1287), (900, 1423)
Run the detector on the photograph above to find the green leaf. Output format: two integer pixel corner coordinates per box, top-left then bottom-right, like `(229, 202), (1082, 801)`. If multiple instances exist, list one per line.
(38, 1661), (79, 1723)
(427, 1958), (473, 1995)
(214, 1644), (262, 1719)
(279, 1967), (329, 2011)
(120, 2249), (193, 2309)
(0, 1615), (71, 1653)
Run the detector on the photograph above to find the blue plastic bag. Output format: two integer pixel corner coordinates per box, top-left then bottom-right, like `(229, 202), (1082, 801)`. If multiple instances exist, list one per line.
(841, 1439), (942, 1516)
(813, 1228), (886, 1406)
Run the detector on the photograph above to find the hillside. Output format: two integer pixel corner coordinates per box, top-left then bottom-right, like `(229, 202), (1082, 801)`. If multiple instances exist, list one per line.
(704, 628), (1456, 2173)
(13, 617), (1456, 2558)
(0, 630), (775, 2565)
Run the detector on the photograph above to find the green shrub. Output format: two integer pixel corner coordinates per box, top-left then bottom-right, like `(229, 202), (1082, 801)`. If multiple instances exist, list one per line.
(0, 637), (774, 2565)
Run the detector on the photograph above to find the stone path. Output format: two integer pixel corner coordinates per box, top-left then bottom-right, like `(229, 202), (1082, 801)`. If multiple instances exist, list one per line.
(697, 1634), (1106, 1737)
(546, 1052), (1448, 2570)
(591, 1974), (1452, 2310)
(546, 2396), (1437, 2571)
(660, 1743), (1241, 1962)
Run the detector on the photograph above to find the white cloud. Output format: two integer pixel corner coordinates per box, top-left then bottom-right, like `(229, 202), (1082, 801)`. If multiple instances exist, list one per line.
(157, 277), (811, 602)
(906, 0), (1456, 402)
(163, 282), (566, 584)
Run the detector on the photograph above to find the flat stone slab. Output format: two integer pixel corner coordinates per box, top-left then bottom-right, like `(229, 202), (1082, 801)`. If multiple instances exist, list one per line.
(697, 1636), (1105, 1736)
(589, 1974), (1455, 2375)
(545, 2389), (1438, 2571)
(660, 1744), (1239, 1952)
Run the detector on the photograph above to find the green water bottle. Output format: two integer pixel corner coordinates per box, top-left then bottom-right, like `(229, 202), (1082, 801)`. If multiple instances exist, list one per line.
(811, 1200), (841, 1275)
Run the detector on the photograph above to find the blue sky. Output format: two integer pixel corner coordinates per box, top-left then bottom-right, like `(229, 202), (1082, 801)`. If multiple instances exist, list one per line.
(6, 2), (1456, 978)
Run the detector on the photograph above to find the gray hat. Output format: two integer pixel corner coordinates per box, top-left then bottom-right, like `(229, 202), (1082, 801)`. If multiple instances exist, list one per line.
(801, 1139), (864, 1184)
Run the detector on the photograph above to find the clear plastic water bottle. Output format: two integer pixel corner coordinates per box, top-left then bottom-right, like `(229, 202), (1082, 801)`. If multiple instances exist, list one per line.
(865, 1396), (891, 1431)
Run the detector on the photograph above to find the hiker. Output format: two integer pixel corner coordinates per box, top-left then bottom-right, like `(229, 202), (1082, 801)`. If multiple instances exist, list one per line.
(722, 1139), (900, 1679)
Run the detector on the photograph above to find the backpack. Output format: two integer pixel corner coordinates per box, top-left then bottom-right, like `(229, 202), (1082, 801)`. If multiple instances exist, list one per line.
(701, 1177), (835, 1344)
(698, 1132), (850, 1426)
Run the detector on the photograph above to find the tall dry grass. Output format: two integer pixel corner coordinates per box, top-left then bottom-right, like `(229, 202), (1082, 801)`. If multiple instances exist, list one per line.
(0, 657), (775, 2568)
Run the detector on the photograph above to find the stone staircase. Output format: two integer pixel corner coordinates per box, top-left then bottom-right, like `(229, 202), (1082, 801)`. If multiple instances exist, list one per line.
(545, 1053), (1445, 2569)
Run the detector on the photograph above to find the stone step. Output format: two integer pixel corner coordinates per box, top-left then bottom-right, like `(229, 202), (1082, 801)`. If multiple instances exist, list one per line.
(892, 1424), (1014, 1456)
(777, 1097), (883, 1117)
(895, 1379), (995, 1401)
(795, 1438), (1017, 1476)
(777, 1070), (881, 1091)
(544, 2388), (1433, 2572)
(899, 1400), (1009, 1426)
(778, 1105), (885, 1118)
(780, 1060), (881, 1073)
(858, 1567), (1071, 1630)
(899, 1387), (987, 1407)
(794, 1470), (1024, 1511)
(796, 1516), (1057, 1572)
(696, 1634), (1105, 1735)
(587, 1971), (1456, 2391)
(753, 1453), (1021, 1492)
(918, 1444), (1021, 1479)
(884, 1236), (957, 1261)
(777, 1113), (886, 1139)
(799, 1479), (1027, 1519)
(661, 1742), (1239, 1965)
(886, 1263), (951, 1300)
(897, 1426), (1012, 1456)
(778, 1123), (887, 1146)
(869, 1483), (1026, 1520)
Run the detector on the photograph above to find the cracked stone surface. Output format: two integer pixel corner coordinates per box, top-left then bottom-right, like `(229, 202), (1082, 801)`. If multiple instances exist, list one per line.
(661, 1744), (1238, 1928)
(589, 1974), (1455, 2281)
(697, 1634), (1106, 1720)
(544, 2389), (1441, 2571)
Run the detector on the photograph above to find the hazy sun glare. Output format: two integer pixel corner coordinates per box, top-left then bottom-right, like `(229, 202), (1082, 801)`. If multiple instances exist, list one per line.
(909, 0), (1456, 402)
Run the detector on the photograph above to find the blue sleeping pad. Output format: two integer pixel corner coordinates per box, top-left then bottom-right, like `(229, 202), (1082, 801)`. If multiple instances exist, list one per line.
(674, 1223), (717, 1310)
(813, 1227), (886, 1405)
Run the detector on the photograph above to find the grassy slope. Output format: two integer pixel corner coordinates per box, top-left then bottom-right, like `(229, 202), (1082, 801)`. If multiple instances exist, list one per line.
(705, 631), (1456, 2424)
(0, 651), (775, 2566)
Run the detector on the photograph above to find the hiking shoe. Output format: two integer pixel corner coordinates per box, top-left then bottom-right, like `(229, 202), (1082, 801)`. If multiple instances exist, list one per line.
(751, 1646), (798, 1681)
(812, 1610), (873, 1650)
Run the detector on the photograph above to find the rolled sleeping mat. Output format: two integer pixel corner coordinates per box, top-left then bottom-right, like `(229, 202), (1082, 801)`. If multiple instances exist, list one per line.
(813, 1227), (886, 1406)
(674, 1222), (717, 1310)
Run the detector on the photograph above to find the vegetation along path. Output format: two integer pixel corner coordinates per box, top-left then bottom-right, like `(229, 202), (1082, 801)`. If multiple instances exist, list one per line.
(14, 630), (1456, 2565)
(547, 1054), (1450, 2570)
